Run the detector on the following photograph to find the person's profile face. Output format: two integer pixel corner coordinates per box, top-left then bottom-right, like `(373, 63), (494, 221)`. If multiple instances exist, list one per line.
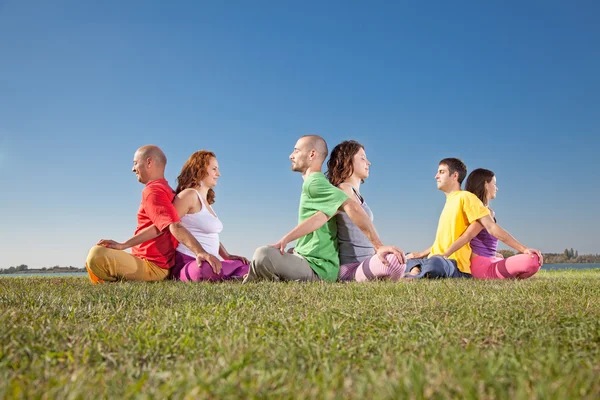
(200, 157), (220, 188)
(352, 147), (370, 180)
(435, 164), (452, 190)
(290, 139), (310, 172)
(132, 152), (150, 184)
(485, 175), (498, 201)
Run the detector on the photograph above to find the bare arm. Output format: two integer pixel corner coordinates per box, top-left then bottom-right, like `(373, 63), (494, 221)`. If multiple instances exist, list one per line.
(173, 189), (196, 218)
(218, 243), (230, 259)
(171, 190), (222, 273)
(271, 212), (329, 253)
(219, 242), (249, 265)
(478, 215), (543, 264)
(338, 183), (360, 203)
(341, 199), (383, 249)
(406, 247), (432, 259)
(98, 190), (195, 251)
(478, 215), (527, 252)
(341, 199), (406, 264)
(169, 222), (223, 273)
(441, 222), (484, 258)
(97, 225), (162, 250)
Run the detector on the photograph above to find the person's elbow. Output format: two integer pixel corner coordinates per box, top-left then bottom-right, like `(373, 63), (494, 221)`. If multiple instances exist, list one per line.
(487, 223), (505, 240)
(168, 221), (183, 235)
(341, 199), (361, 214)
(316, 211), (329, 225)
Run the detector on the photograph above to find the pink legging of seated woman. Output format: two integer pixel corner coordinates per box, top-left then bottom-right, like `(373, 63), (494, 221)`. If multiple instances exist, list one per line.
(172, 252), (249, 282)
(339, 253), (406, 282)
(470, 253), (541, 279)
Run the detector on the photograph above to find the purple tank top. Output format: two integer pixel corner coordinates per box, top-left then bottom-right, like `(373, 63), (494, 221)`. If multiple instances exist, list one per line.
(470, 209), (498, 257)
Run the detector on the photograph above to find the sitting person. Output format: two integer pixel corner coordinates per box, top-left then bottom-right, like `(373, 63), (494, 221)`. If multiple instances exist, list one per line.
(440, 168), (543, 279)
(170, 150), (249, 281)
(86, 145), (212, 283)
(244, 135), (405, 283)
(326, 140), (405, 281)
(406, 158), (542, 279)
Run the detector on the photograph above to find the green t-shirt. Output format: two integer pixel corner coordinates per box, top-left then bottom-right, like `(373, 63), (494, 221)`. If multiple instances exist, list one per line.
(295, 172), (349, 282)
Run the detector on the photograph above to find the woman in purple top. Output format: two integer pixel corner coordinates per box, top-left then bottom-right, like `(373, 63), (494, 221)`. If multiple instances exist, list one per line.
(442, 168), (543, 279)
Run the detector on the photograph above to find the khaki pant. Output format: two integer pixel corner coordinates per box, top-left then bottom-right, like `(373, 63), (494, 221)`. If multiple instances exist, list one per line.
(243, 246), (320, 282)
(85, 245), (170, 284)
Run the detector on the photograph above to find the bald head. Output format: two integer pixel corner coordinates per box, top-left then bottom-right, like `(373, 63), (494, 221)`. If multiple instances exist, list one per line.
(132, 145), (167, 184)
(290, 135), (329, 175)
(136, 145), (167, 167)
(300, 135), (328, 162)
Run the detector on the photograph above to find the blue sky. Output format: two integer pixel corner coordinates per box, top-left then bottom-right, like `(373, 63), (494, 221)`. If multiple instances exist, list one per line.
(1, 0), (599, 269)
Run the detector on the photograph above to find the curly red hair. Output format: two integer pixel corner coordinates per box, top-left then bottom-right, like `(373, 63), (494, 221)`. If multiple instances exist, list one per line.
(176, 150), (217, 204)
(326, 140), (365, 187)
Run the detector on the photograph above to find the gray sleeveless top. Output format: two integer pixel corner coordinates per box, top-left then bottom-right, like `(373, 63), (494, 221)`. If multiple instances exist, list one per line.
(336, 185), (376, 264)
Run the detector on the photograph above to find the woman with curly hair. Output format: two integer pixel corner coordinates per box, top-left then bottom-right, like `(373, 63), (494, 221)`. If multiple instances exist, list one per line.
(440, 168), (543, 279)
(170, 150), (249, 281)
(326, 140), (406, 281)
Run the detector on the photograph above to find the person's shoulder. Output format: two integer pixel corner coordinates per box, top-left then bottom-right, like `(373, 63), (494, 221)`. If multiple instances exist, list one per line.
(307, 171), (328, 183)
(338, 182), (358, 198)
(178, 188), (201, 203)
(177, 187), (197, 198)
(305, 172), (330, 188)
(458, 191), (487, 212)
(143, 179), (175, 198)
(457, 190), (479, 202)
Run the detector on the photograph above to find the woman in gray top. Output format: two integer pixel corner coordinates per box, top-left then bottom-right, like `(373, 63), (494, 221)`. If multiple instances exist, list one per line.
(326, 140), (406, 281)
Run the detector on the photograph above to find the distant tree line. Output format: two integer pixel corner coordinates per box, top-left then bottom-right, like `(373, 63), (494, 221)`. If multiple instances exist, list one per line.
(2, 250), (599, 274)
(0, 265), (85, 274)
(498, 249), (600, 264)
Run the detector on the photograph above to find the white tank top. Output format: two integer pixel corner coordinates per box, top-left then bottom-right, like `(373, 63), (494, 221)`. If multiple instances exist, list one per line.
(176, 189), (223, 258)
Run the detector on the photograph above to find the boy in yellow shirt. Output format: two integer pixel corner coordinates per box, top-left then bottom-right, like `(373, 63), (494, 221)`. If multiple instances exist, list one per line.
(406, 158), (540, 278)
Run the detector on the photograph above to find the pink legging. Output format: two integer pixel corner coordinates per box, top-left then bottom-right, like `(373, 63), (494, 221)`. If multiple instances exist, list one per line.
(172, 251), (249, 282)
(470, 254), (541, 280)
(339, 254), (406, 282)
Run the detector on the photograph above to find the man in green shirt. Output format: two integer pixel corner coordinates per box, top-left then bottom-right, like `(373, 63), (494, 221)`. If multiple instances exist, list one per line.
(244, 135), (405, 282)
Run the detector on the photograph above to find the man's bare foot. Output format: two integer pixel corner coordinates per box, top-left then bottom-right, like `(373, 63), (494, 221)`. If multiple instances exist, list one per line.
(409, 266), (421, 275)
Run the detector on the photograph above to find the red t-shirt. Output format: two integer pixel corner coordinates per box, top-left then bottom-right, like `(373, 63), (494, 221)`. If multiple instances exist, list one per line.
(131, 179), (180, 269)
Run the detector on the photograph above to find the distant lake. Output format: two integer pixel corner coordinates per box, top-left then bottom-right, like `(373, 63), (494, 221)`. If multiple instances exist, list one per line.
(1, 264), (599, 278)
(0, 272), (88, 278)
(541, 263), (600, 270)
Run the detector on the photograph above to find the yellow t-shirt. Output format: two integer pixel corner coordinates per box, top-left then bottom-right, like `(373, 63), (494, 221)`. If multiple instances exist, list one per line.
(429, 191), (490, 273)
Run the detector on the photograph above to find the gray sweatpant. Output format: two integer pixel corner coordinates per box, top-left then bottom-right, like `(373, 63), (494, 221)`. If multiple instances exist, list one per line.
(243, 246), (320, 282)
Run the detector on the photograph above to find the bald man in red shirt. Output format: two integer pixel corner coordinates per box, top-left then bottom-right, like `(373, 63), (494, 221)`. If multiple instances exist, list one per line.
(85, 145), (221, 283)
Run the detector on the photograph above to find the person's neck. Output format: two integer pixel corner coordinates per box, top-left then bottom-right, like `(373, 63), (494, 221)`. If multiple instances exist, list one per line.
(443, 185), (461, 196)
(196, 184), (211, 200)
(301, 164), (322, 180)
(145, 173), (165, 184)
(343, 175), (362, 192)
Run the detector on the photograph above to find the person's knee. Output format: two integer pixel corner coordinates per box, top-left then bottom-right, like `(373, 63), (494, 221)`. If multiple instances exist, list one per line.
(385, 253), (402, 266)
(385, 254), (406, 278)
(86, 245), (110, 267)
(420, 256), (447, 278)
(426, 256), (446, 270)
(253, 246), (277, 265)
(529, 254), (541, 266)
(519, 254), (541, 276)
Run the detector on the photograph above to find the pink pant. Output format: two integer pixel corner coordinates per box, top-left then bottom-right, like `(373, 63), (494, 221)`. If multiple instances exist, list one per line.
(172, 251), (249, 282)
(339, 254), (406, 282)
(470, 254), (541, 280)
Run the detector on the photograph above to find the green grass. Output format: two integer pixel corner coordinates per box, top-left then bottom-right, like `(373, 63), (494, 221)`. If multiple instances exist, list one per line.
(1, 270), (599, 399)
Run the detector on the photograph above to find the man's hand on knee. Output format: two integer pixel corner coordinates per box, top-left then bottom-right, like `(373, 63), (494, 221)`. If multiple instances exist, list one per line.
(96, 239), (126, 251)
